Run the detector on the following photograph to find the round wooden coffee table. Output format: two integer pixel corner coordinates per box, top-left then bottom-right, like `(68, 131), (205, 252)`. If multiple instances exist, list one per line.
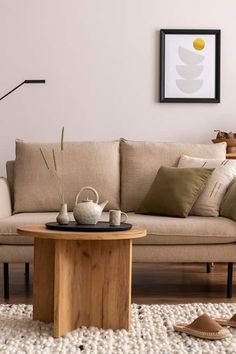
(17, 225), (147, 337)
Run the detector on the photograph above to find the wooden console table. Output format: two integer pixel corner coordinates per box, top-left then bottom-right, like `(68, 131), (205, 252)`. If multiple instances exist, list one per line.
(226, 153), (236, 159)
(17, 225), (147, 337)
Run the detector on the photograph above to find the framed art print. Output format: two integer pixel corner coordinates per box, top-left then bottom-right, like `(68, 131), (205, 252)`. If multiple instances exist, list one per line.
(160, 29), (221, 103)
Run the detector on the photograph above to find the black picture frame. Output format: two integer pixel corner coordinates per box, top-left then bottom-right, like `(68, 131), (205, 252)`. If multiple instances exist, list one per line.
(160, 29), (221, 103)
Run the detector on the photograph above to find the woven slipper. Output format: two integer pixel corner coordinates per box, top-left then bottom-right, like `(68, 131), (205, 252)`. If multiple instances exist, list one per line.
(174, 314), (231, 340)
(214, 314), (236, 328)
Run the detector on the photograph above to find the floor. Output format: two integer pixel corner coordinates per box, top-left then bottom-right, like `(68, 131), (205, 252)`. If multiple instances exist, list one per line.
(0, 262), (235, 304)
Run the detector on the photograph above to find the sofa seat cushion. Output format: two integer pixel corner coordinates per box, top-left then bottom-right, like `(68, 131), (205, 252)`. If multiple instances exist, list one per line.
(1, 212), (236, 246)
(0, 212), (66, 245)
(126, 213), (236, 245)
(0, 212), (110, 245)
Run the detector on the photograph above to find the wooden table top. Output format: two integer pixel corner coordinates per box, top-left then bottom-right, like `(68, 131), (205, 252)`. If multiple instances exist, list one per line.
(17, 224), (147, 241)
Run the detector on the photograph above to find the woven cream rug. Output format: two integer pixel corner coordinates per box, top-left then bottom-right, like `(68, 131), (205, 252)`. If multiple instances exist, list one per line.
(1, 303), (236, 353)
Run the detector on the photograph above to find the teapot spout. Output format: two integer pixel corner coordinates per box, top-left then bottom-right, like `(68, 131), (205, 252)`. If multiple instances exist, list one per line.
(99, 200), (108, 211)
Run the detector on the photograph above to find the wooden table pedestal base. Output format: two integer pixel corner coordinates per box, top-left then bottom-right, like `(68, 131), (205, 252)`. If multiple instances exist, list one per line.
(33, 238), (132, 337)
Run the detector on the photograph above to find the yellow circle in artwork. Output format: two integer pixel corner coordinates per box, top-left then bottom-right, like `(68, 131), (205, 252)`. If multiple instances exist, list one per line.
(193, 38), (205, 51)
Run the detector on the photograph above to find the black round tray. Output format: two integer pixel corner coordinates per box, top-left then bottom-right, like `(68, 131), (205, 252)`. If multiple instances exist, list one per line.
(45, 221), (132, 232)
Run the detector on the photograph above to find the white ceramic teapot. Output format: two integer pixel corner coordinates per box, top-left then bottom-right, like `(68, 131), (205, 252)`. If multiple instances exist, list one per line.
(73, 186), (108, 225)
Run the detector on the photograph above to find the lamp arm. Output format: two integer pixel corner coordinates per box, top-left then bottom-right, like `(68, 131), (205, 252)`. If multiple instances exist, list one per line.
(0, 80), (45, 101)
(0, 81), (25, 101)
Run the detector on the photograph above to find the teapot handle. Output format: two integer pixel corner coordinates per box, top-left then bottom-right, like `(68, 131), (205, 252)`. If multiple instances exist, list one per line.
(75, 186), (99, 205)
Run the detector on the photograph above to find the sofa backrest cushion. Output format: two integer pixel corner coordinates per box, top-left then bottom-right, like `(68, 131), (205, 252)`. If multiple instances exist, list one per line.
(13, 140), (120, 213)
(120, 139), (226, 212)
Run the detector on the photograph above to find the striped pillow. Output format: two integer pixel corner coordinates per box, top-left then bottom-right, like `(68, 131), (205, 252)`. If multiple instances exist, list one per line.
(178, 155), (236, 216)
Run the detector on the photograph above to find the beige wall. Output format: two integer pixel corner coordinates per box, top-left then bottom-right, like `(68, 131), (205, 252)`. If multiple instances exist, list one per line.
(0, 0), (235, 175)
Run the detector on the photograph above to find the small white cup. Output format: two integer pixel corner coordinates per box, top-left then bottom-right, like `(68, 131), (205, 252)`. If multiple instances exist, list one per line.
(109, 210), (128, 226)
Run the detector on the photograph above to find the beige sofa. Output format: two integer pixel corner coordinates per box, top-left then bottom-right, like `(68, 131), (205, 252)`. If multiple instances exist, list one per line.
(1, 139), (236, 298)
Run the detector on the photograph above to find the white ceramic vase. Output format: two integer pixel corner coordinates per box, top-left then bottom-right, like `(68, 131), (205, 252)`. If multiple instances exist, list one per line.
(56, 203), (70, 225)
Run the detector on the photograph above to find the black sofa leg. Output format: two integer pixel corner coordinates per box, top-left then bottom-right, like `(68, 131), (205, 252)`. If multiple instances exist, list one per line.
(227, 262), (233, 298)
(206, 263), (212, 273)
(3, 263), (9, 299)
(24, 263), (30, 278)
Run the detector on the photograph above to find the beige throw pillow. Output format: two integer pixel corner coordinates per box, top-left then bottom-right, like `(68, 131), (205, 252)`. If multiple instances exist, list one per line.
(220, 178), (236, 221)
(178, 155), (236, 216)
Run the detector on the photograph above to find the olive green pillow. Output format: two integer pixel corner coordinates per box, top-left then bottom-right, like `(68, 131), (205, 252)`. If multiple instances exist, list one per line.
(136, 166), (213, 218)
(220, 179), (236, 221)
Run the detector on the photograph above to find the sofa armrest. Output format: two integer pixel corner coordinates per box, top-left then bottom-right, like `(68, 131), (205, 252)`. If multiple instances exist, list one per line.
(0, 178), (12, 218)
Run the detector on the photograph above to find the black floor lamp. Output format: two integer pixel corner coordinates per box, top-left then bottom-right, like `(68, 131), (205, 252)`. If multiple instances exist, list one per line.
(0, 80), (46, 100)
